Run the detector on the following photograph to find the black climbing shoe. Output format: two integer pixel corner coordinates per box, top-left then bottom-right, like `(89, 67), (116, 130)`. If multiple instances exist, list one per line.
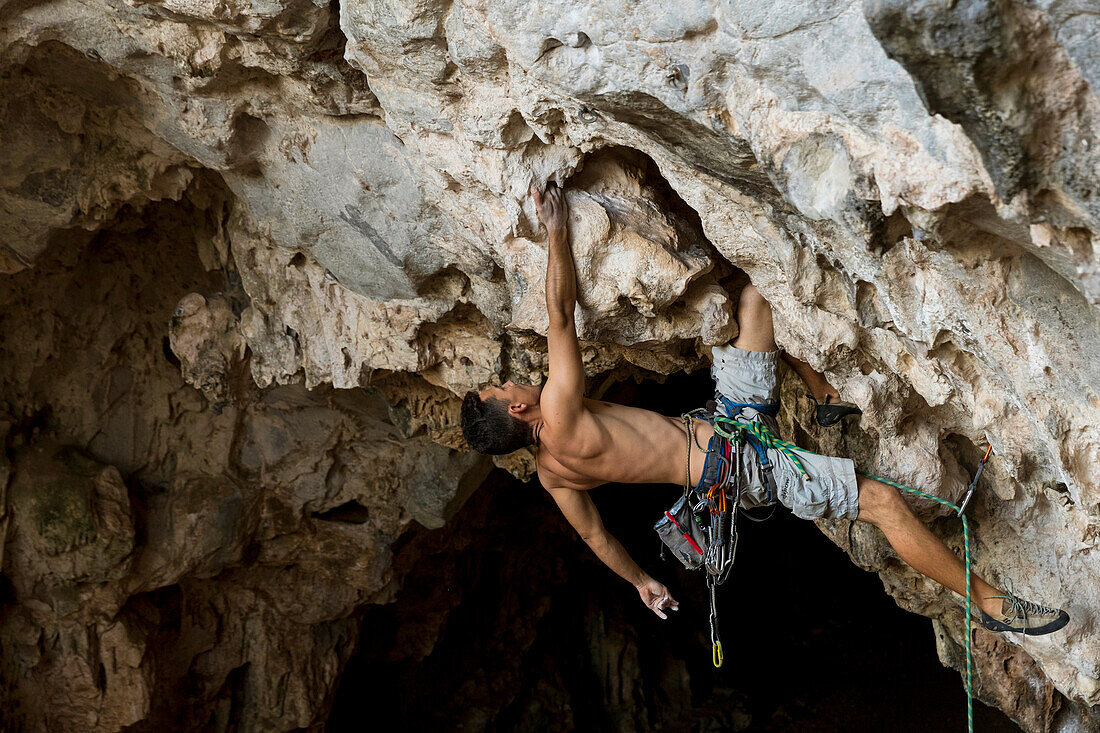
(977, 593), (1070, 636)
(813, 394), (862, 427)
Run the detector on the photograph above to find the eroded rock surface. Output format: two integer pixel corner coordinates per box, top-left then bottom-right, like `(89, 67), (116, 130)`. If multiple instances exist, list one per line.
(1, 0), (1098, 730)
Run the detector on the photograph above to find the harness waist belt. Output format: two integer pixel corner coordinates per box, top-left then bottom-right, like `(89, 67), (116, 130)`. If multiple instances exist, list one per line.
(719, 397), (780, 418)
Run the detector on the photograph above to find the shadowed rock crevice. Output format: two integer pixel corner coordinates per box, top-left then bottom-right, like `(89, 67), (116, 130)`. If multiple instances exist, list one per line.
(311, 500), (371, 524)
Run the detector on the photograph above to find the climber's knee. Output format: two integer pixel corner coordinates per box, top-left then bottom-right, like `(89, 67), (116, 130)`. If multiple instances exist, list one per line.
(855, 474), (910, 529)
(739, 283), (769, 313)
(733, 283), (776, 352)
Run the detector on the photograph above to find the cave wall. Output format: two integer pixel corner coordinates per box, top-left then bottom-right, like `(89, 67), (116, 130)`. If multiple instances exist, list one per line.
(1, 0), (1099, 730)
(0, 193), (489, 729)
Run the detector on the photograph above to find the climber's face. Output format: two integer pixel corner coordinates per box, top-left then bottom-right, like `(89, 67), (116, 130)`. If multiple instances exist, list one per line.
(478, 380), (541, 409)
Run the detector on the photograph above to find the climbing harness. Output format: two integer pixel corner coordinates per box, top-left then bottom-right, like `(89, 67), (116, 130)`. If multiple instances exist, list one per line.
(658, 405), (780, 668)
(718, 398), (780, 418)
(713, 414), (810, 494)
(658, 402), (993, 733)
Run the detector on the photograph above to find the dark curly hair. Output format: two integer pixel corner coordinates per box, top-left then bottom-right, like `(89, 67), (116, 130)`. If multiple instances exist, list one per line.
(460, 391), (534, 455)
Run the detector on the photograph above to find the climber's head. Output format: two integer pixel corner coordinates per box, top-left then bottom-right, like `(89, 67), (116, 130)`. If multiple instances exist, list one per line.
(461, 380), (541, 455)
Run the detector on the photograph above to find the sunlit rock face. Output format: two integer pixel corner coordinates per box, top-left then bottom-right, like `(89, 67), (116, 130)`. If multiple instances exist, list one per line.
(1, 0), (1098, 729)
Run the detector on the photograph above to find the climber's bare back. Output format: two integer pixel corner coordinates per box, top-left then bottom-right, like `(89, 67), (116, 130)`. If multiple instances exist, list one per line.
(536, 400), (714, 491)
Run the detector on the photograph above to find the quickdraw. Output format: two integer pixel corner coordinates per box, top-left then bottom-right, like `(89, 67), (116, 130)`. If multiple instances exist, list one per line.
(958, 445), (993, 516)
(708, 579), (724, 667)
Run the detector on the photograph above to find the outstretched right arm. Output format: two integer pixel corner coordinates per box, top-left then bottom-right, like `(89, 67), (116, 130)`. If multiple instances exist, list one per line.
(547, 486), (679, 619)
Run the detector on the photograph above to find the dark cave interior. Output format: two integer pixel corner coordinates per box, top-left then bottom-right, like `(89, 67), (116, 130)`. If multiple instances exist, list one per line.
(328, 371), (1020, 732)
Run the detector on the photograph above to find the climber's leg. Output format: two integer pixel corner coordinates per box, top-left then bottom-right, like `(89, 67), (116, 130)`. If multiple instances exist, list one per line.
(856, 474), (1069, 633)
(784, 352), (862, 425)
(712, 283), (781, 418)
(731, 283), (838, 395)
(731, 284), (776, 353)
(781, 353), (838, 403)
(857, 474), (1001, 611)
(730, 284), (859, 424)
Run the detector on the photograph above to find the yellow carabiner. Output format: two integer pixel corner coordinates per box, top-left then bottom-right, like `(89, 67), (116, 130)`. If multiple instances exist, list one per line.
(712, 642), (724, 668)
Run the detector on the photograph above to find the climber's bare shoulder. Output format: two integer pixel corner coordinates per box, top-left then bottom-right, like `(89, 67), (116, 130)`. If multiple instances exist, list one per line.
(534, 399), (605, 490)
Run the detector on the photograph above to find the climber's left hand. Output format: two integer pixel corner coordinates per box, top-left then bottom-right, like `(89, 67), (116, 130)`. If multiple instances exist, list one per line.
(637, 578), (679, 620)
(530, 180), (568, 234)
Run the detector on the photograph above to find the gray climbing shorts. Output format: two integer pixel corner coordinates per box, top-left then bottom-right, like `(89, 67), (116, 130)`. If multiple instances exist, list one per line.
(707, 344), (860, 521)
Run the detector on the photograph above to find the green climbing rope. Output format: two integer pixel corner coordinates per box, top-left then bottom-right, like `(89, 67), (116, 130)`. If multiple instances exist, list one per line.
(711, 413), (975, 733)
(860, 471), (974, 733)
(712, 415), (811, 479)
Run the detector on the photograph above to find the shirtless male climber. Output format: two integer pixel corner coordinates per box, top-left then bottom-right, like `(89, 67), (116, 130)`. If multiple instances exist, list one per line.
(461, 181), (1068, 636)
